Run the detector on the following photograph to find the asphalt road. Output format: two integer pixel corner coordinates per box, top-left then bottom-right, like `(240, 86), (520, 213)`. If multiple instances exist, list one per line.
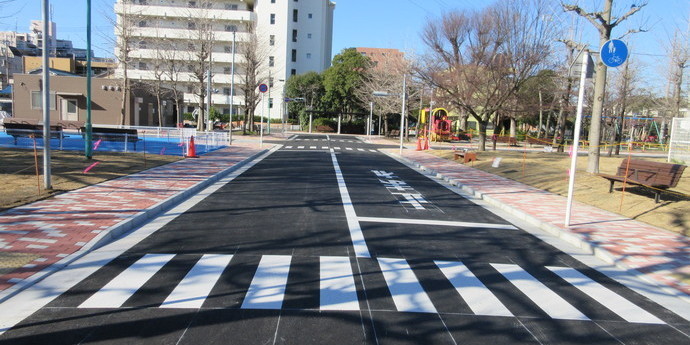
(1, 134), (689, 344)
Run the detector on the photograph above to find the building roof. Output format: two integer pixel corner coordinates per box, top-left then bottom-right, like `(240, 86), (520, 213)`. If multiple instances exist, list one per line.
(26, 68), (79, 77)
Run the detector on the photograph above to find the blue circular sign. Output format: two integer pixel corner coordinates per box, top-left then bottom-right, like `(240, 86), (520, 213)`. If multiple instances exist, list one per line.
(258, 84), (269, 93)
(600, 39), (628, 68)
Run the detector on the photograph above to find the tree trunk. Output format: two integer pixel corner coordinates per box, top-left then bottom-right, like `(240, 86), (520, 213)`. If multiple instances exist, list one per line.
(509, 117), (517, 139)
(477, 120), (488, 151)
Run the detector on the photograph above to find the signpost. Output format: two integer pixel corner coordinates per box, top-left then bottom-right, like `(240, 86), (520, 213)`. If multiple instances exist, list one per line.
(600, 39), (628, 68)
(258, 84), (268, 147)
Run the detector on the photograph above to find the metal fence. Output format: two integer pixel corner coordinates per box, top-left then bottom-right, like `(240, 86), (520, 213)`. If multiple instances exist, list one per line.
(668, 117), (690, 164)
(0, 126), (228, 156)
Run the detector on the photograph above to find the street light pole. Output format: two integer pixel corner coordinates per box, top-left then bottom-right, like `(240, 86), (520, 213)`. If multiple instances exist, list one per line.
(399, 74), (406, 155)
(85, 0), (93, 159)
(41, 0), (52, 190)
(228, 30), (235, 145)
(368, 101), (373, 138)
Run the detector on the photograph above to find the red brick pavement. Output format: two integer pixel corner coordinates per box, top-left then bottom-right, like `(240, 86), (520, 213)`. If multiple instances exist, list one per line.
(0, 143), (266, 294)
(393, 148), (689, 298)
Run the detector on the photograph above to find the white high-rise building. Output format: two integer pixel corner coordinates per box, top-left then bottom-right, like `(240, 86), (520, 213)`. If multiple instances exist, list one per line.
(114, 0), (335, 124)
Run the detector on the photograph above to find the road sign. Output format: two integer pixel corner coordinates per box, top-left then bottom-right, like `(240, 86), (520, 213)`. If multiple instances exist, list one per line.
(600, 39), (628, 68)
(258, 84), (268, 93)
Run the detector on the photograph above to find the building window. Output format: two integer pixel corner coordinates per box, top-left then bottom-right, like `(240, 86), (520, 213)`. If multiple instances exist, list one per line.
(188, 43), (195, 50)
(187, 64), (194, 72)
(138, 20), (147, 27)
(269, 35), (275, 46)
(292, 29), (297, 42)
(306, 53), (311, 59)
(269, 56), (274, 67)
(308, 13), (313, 19)
(224, 67), (231, 74)
(291, 49), (297, 62)
(188, 22), (196, 30)
(223, 87), (231, 96)
(225, 25), (237, 32)
(270, 14), (275, 25)
(269, 77), (274, 87)
(307, 33), (312, 39)
(139, 40), (147, 49)
(269, 98), (273, 109)
(30, 91), (56, 110)
(224, 46), (233, 53)
(271, 0), (275, 3)
(293, 9), (298, 22)
(138, 62), (147, 70)
(225, 4), (238, 10)
(291, 69), (296, 76)
(188, 1), (196, 8)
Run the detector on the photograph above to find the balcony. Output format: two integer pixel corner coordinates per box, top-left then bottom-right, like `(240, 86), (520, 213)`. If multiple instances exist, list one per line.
(131, 28), (250, 45)
(115, 3), (257, 23)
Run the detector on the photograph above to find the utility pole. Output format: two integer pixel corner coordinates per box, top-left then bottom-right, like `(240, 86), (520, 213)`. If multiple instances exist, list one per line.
(42, 0), (52, 190)
(85, 0), (93, 159)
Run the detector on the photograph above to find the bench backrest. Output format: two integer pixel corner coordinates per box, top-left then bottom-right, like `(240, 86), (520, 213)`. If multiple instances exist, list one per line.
(80, 127), (138, 136)
(4, 122), (62, 133)
(617, 159), (686, 188)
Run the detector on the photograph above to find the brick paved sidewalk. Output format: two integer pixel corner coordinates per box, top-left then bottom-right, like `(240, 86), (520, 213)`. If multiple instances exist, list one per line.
(0, 142), (267, 301)
(386, 146), (689, 299)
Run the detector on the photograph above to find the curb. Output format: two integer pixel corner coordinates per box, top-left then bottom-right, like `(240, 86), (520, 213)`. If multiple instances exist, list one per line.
(386, 151), (690, 303)
(0, 147), (270, 304)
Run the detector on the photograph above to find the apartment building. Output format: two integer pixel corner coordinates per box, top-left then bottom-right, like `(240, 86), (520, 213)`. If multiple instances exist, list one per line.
(115, 0), (335, 121)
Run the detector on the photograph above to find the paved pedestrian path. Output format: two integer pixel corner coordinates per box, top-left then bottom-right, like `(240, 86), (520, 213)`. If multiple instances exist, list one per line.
(376, 142), (689, 299)
(0, 142), (267, 301)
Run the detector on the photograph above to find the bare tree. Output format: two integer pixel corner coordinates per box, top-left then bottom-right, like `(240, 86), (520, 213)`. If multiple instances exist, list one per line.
(160, 40), (185, 127)
(356, 55), (408, 136)
(418, 0), (559, 151)
(112, 0), (140, 126)
(140, 37), (169, 127)
(605, 56), (642, 155)
(562, 0), (647, 173)
(237, 21), (268, 134)
(187, 4), (215, 132)
(664, 28), (689, 140)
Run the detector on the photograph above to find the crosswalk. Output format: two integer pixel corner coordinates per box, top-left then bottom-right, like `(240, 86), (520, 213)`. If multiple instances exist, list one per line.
(74, 254), (664, 324)
(283, 146), (378, 152)
(291, 138), (361, 143)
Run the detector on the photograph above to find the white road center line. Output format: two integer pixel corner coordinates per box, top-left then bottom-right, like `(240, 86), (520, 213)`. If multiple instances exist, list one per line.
(241, 255), (292, 310)
(160, 254), (233, 309)
(547, 266), (665, 324)
(491, 263), (589, 321)
(378, 257), (437, 313)
(330, 151), (371, 258)
(320, 256), (360, 311)
(358, 217), (518, 230)
(435, 260), (513, 317)
(79, 254), (175, 309)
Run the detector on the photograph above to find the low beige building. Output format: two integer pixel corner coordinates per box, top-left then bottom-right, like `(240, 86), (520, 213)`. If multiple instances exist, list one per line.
(12, 72), (177, 127)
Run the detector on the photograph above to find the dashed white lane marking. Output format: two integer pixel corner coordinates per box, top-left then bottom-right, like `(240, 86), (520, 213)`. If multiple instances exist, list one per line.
(298, 146), (305, 149)
(241, 255), (292, 310)
(492, 263), (589, 321)
(547, 266), (665, 324)
(160, 254), (233, 309)
(346, 148), (353, 151)
(79, 254), (175, 309)
(357, 217), (518, 230)
(435, 260), (513, 317)
(310, 146), (317, 149)
(330, 150), (370, 258)
(378, 257), (437, 313)
(320, 256), (360, 311)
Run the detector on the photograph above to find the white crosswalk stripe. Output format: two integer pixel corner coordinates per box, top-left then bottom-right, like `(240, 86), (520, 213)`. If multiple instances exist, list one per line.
(160, 254), (233, 309)
(79, 254), (175, 309)
(492, 263), (589, 321)
(241, 255), (292, 310)
(75, 255), (664, 324)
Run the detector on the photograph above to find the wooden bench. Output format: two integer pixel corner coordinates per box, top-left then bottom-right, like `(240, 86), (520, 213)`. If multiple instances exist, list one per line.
(80, 127), (141, 151)
(388, 130), (400, 138)
(453, 150), (478, 164)
(526, 136), (553, 147)
(492, 135), (518, 146)
(598, 159), (686, 203)
(3, 122), (64, 146)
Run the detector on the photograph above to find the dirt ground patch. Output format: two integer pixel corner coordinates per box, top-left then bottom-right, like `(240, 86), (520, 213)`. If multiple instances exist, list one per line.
(429, 149), (689, 236)
(0, 148), (182, 212)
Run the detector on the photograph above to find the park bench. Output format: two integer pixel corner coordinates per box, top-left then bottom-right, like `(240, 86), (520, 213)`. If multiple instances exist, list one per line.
(526, 136), (553, 147)
(3, 122), (64, 147)
(492, 135), (518, 146)
(598, 158), (686, 203)
(453, 150), (478, 164)
(388, 130), (400, 138)
(80, 127), (141, 151)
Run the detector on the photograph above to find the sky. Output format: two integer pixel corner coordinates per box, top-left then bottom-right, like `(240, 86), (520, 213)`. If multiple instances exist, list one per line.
(1, 0), (688, 93)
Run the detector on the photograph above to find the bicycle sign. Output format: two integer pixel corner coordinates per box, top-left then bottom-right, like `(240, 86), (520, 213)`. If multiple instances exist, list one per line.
(600, 39), (628, 68)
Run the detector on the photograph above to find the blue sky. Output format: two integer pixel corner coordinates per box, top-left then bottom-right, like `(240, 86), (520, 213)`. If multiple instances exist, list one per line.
(1, 0), (688, 92)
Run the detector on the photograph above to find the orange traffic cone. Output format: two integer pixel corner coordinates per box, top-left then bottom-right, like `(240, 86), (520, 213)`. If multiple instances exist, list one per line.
(416, 138), (422, 151)
(423, 138), (429, 150)
(186, 136), (199, 158)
